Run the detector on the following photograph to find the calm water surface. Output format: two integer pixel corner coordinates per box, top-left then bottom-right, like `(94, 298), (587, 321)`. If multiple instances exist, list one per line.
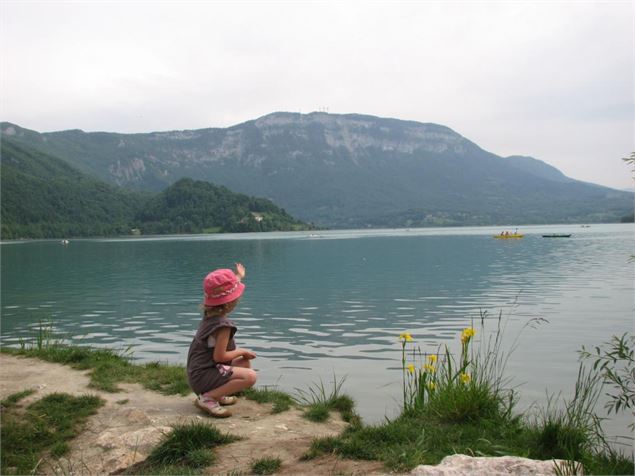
(2, 224), (633, 443)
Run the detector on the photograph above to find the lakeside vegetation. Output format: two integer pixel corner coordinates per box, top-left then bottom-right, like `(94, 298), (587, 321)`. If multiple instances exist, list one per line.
(1, 321), (633, 475)
(303, 318), (634, 474)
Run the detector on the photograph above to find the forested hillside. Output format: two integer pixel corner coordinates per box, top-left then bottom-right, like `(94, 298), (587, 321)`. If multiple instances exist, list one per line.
(1, 138), (143, 239)
(0, 139), (312, 239)
(135, 178), (310, 234)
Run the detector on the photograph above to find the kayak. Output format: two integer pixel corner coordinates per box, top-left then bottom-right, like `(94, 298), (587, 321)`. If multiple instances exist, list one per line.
(493, 234), (524, 239)
(542, 234), (572, 238)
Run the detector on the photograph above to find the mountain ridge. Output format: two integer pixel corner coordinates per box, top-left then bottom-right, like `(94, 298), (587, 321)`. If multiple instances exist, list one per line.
(2, 113), (632, 227)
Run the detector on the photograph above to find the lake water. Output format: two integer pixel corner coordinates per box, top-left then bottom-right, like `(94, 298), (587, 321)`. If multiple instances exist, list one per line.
(2, 223), (633, 445)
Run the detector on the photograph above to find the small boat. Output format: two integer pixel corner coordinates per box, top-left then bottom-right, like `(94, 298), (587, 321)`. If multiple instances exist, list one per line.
(542, 234), (572, 238)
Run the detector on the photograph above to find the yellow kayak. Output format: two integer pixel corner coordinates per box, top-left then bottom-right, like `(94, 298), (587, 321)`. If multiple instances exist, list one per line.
(494, 234), (524, 239)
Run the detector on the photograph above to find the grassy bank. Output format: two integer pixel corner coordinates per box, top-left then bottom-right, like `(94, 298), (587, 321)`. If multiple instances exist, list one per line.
(0, 345), (347, 421)
(0, 329), (357, 474)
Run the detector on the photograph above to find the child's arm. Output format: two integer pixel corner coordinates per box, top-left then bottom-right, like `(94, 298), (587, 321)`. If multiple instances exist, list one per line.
(213, 327), (256, 362)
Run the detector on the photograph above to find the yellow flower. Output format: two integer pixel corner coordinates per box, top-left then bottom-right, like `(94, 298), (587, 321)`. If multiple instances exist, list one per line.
(460, 372), (471, 384)
(427, 382), (436, 391)
(423, 364), (436, 373)
(399, 332), (413, 342)
(461, 327), (475, 344)
(407, 364), (415, 374)
(427, 354), (438, 364)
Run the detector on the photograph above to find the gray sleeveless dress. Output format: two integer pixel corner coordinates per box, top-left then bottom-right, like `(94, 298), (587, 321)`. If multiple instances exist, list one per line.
(186, 315), (237, 395)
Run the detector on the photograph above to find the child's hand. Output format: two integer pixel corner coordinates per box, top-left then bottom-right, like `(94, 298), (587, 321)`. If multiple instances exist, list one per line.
(241, 349), (256, 360)
(235, 263), (246, 281)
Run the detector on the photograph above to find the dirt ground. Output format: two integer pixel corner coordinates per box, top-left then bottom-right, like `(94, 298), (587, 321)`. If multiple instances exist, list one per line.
(0, 353), (387, 475)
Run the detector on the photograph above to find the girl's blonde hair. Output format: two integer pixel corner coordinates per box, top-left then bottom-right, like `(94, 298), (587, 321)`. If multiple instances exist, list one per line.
(203, 297), (240, 318)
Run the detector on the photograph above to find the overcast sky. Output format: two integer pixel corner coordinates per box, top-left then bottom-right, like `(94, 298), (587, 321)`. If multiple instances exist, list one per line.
(1, 1), (633, 189)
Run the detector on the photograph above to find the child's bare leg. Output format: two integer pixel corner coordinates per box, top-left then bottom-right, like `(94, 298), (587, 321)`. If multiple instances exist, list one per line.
(203, 367), (256, 401)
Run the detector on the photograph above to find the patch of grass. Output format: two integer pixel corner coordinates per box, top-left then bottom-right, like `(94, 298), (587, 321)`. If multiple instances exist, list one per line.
(243, 387), (295, 413)
(0, 389), (35, 409)
(422, 379), (505, 424)
(330, 395), (358, 424)
(304, 402), (331, 422)
(124, 464), (204, 475)
(1, 392), (104, 475)
(296, 376), (360, 424)
(306, 402), (531, 471)
(251, 456), (282, 475)
(125, 422), (240, 474)
(131, 361), (191, 395)
(147, 422), (240, 467)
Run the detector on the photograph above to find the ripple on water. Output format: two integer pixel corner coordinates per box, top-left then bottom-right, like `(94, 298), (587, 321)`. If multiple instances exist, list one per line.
(271, 317), (310, 322)
(72, 333), (110, 339)
(341, 332), (372, 337)
(289, 328), (331, 337)
(114, 326), (143, 332)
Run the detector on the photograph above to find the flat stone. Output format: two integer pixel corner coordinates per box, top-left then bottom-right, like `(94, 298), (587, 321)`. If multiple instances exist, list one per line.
(411, 454), (583, 476)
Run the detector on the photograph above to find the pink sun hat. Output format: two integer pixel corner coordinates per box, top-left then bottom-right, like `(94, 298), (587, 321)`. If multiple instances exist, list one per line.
(203, 269), (245, 306)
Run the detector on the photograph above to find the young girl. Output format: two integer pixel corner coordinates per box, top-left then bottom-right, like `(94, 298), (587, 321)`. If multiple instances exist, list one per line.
(187, 263), (257, 417)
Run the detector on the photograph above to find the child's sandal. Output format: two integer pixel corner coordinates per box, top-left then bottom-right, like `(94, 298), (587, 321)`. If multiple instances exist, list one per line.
(219, 396), (237, 406)
(194, 398), (232, 418)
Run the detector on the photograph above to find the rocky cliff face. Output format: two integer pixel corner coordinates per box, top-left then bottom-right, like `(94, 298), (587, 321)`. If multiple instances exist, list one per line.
(2, 113), (632, 227)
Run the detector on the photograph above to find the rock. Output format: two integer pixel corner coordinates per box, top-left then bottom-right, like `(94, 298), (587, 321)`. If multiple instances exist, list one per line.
(119, 426), (171, 450)
(411, 454), (583, 476)
(96, 430), (119, 450)
(121, 408), (152, 425)
(95, 425), (173, 472)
